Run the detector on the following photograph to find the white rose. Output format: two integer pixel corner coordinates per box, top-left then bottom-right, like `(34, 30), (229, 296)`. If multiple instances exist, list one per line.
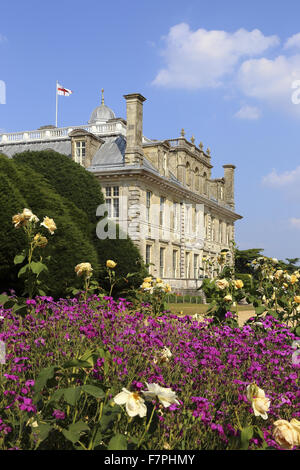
(246, 384), (270, 420)
(113, 388), (147, 418)
(142, 383), (180, 408)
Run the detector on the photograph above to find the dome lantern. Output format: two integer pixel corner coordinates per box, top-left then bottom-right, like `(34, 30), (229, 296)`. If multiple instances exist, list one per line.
(88, 89), (116, 124)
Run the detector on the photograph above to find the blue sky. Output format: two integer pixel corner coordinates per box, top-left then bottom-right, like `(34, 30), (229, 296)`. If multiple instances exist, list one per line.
(1, 0), (300, 261)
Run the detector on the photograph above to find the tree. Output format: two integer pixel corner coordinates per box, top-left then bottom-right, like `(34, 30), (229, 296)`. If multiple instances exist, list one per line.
(235, 248), (264, 274)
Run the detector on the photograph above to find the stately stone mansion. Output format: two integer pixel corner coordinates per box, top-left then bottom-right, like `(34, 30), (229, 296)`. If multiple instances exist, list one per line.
(0, 91), (242, 291)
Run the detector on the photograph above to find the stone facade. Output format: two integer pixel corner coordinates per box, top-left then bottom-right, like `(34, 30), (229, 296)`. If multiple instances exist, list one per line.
(0, 91), (242, 293)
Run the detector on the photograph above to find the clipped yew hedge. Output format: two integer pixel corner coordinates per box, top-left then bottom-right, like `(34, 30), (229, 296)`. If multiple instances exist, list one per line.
(0, 154), (98, 297)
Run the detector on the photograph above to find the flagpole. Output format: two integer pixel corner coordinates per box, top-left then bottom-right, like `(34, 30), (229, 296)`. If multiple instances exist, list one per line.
(55, 80), (58, 127)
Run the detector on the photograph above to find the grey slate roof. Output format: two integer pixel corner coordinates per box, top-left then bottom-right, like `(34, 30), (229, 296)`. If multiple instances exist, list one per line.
(0, 134), (183, 190)
(91, 136), (126, 166)
(88, 135), (164, 180)
(0, 140), (72, 158)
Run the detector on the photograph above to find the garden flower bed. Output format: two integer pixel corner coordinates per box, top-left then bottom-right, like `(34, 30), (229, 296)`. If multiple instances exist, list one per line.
(0, 295), (299, 450)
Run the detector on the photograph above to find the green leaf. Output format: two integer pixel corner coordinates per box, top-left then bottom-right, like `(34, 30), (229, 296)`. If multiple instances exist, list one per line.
(0, 294), (15, 309)
(62, 421), (90, 444)
(91, 425), (103, 450)
(37, 289), (47, 296)
(100, 405), (121, 432)
(108, 434), (127, 450)
(18, 264), (30, 278)
(63, 387), (81, 406)
(31, 261), (48, 275)
(12, 304), (28, 316)
(78, 349), (98, 367)
(34, 366), (57, 394)
(240, 426), (253, 450)
(49, 389), (65, 403)
(62, 358), (93, 369)
(81, 384), (105, 399)
(0, 294), (10, 306)
(295, 326), (300, 336)
(14, 254), (26, 265)
(34, 423), (52, 443)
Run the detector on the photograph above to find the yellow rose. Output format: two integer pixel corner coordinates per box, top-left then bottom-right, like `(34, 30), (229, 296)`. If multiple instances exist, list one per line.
(290, 274), (298, 285)
(294, 296), (300, 304)
(234, 279), (244, 289)
(216, 279), (229, 290)
(41, 216), (56, 235)
(273, 419), (300, 450)
(22, 208), (39, 222)
(12, 213), (26, 229)
(143, 277), (152, 283)
(290, 418), (300, 436)
(156, 278), (162, 283)
(106, 260), (117, 269)
(141, 281), (152, 290)
(33, 233), (48, 248)
(224, 294), (232, 302)
(75, 262), (93, 278)
(12, 209), (39, 228)
(274, 269), (283, 280)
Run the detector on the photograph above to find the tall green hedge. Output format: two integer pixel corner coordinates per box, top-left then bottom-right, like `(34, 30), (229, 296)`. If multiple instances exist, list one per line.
(0, 154), (99, 297)
(14, 150), (104, 223)
(12, 150), (148, 295)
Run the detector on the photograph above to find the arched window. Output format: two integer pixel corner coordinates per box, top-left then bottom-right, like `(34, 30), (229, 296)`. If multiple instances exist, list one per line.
(220, 185), (224, 200)
(163, 152), (167, 176)
(203, 172), (208, 195)
(194, 167), (199, 191)
(186, 162), (191, 186)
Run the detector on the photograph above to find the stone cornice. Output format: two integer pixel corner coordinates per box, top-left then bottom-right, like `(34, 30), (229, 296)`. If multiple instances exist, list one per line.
(91, 166), (242, 221)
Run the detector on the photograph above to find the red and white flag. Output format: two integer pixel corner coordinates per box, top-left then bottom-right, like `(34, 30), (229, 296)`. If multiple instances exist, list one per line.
(57, 82), (73, 96)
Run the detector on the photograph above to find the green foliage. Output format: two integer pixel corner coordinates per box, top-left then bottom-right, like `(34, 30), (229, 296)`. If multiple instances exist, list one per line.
(235, 248), (264, 274)
(235, 272), (253, 291)
(12, 150), (148, 297)
(14, 150), (105, 224)
(0, 154), (98, 298)
(201, 278), (216, 303)
(94, 226), (148, 296)
(0, 171), (28, 292)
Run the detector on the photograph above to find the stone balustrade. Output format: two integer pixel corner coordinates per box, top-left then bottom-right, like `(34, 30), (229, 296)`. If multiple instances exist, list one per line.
(0, 120), (127, 144)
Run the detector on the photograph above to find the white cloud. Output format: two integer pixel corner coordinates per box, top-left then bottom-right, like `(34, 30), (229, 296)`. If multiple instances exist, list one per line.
(237, 54), (300, 114)
(234, 105), (261, 120)
(284, 33), (300, 50)
(262, 166), (300, 188)
(152, 24), (279, 89)
(290, 218), (300, 229)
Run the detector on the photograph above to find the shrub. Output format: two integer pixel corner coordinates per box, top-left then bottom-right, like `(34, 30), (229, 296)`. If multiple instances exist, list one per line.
(0, 154), (98, 298)
(0, 172), (28, 293)
(14, 150), (105, 224)
(13, 150), (148, 296)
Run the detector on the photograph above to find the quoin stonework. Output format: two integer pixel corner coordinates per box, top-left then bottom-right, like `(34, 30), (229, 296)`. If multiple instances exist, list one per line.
(0, 90), (242, 292)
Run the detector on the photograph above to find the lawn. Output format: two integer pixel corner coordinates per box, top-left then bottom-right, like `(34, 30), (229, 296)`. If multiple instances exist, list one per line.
(166, 303), (255, 325)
